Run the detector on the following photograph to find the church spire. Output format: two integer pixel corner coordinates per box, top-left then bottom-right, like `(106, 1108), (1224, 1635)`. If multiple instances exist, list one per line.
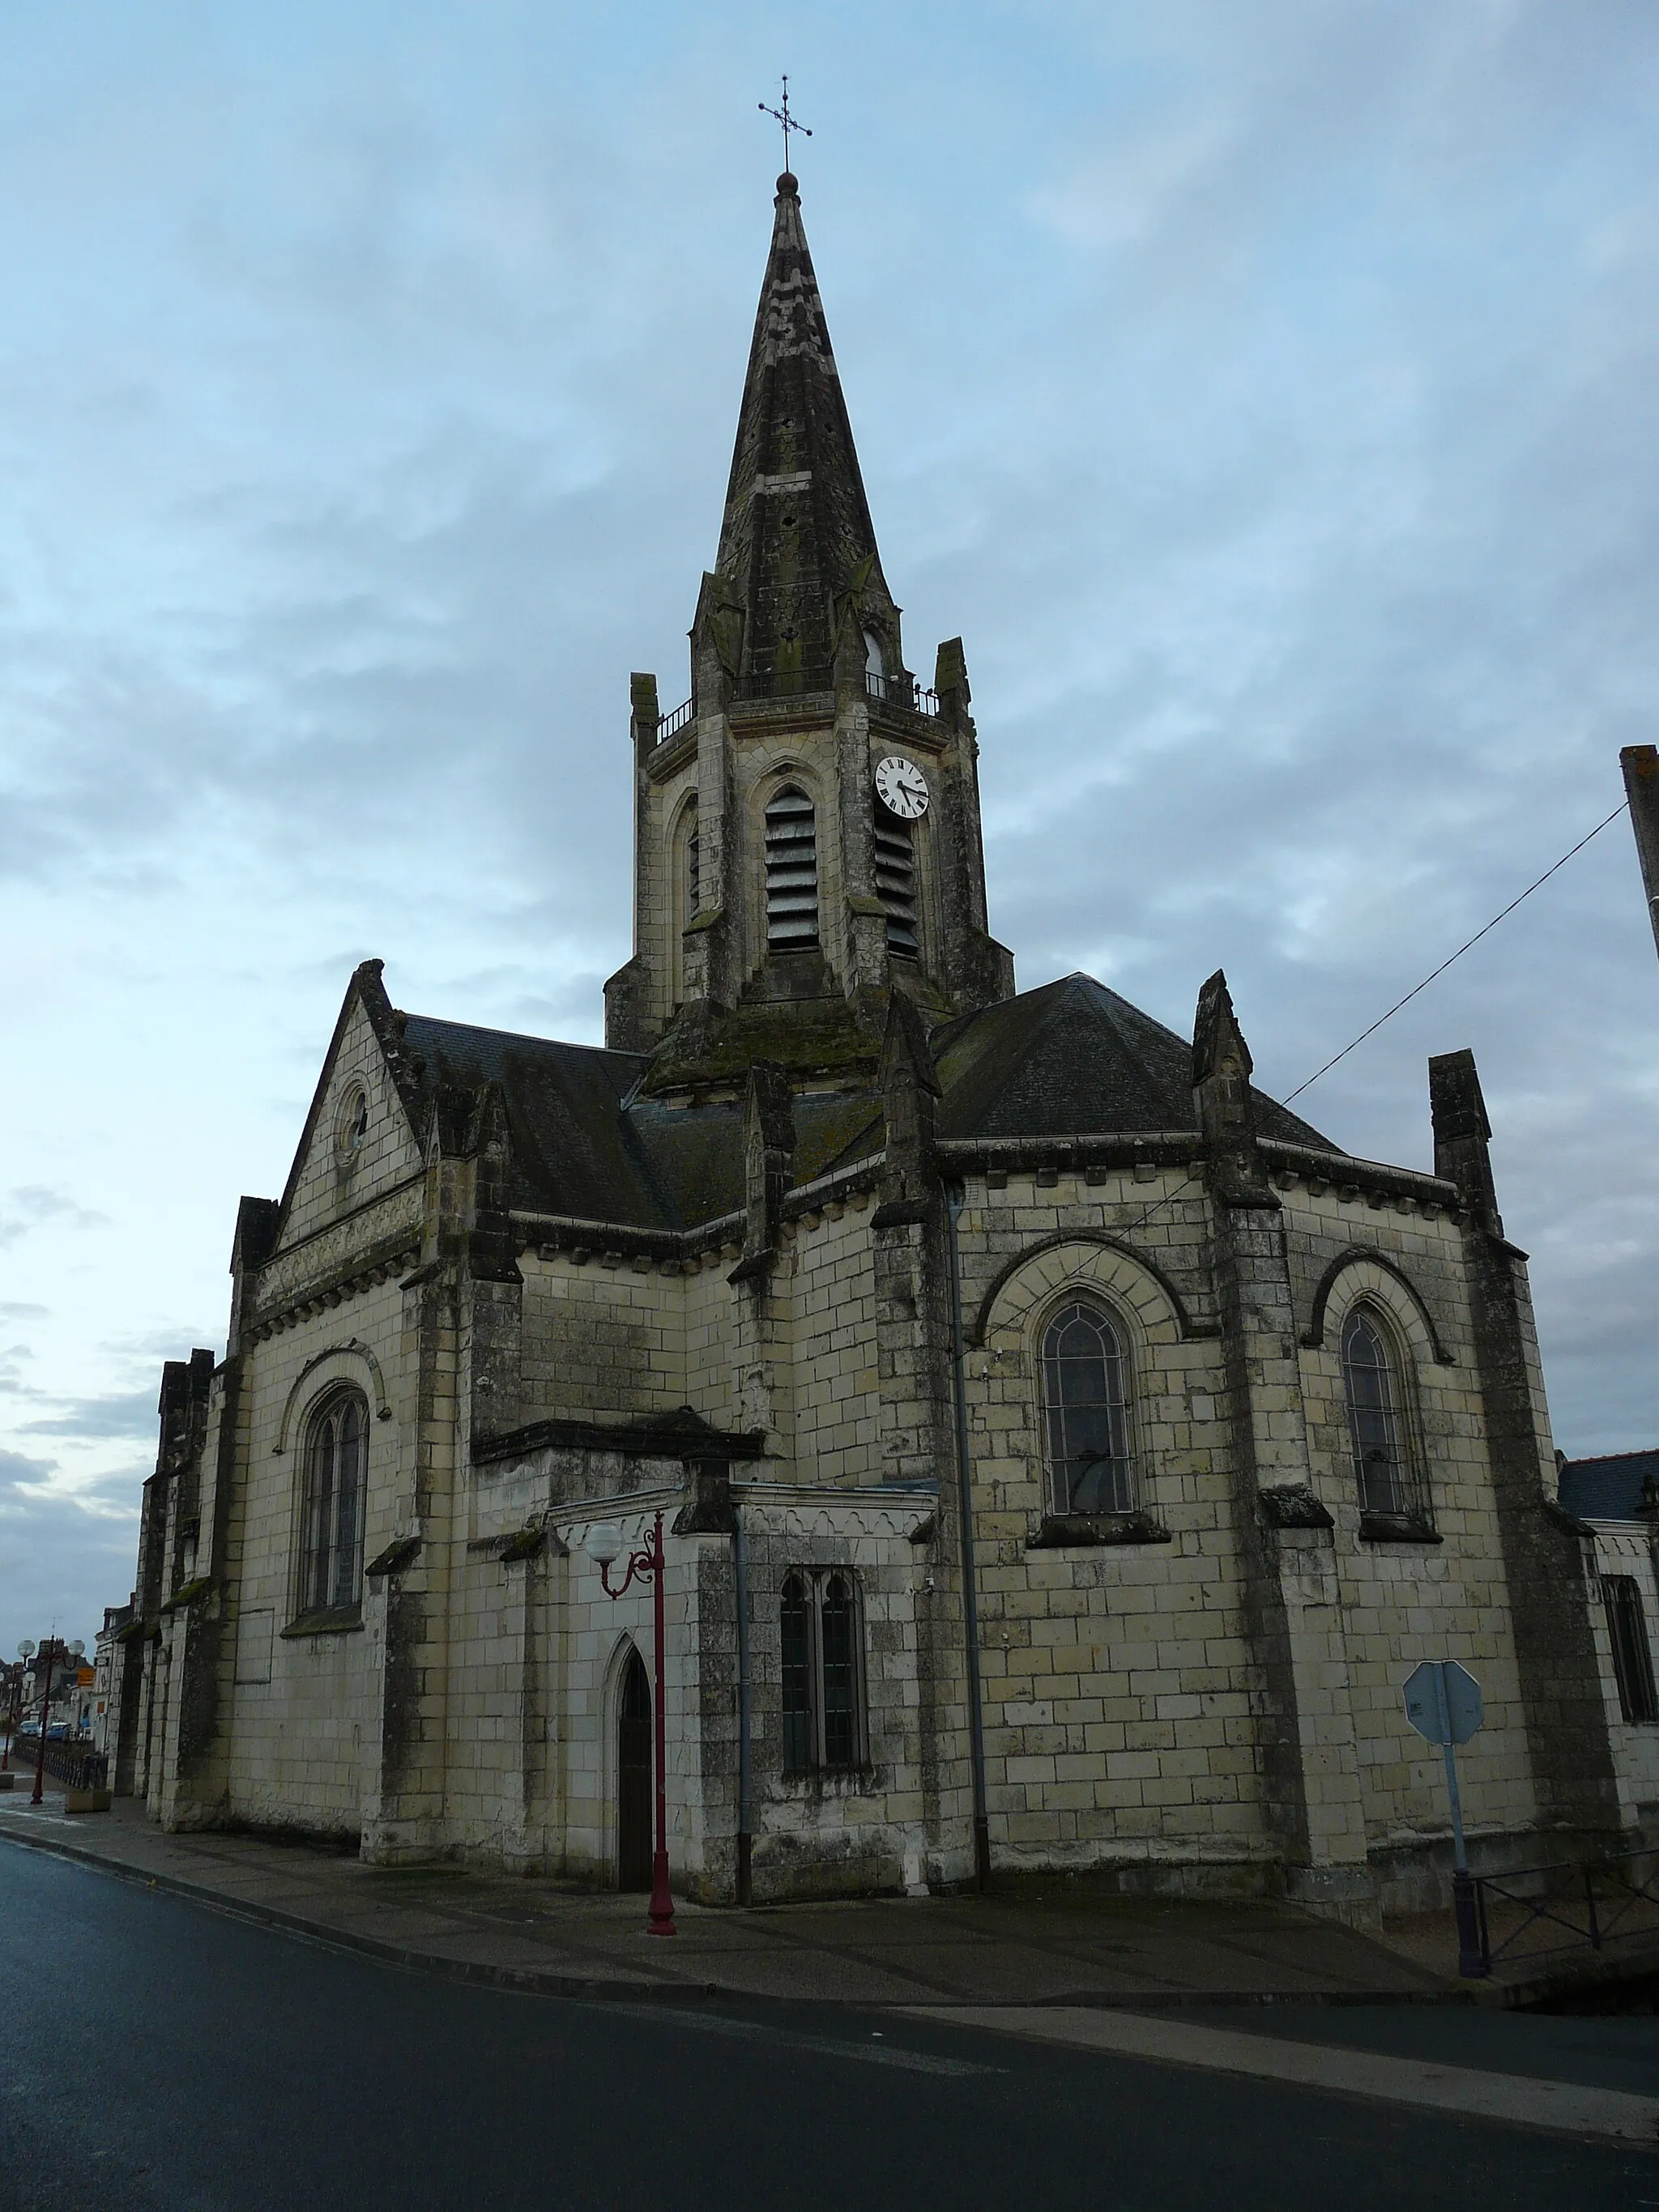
(710, 172), (893, 697)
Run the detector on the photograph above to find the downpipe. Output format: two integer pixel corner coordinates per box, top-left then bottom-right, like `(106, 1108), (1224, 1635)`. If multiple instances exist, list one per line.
(945, 1183), (992, 1891)
(733, 1504), (753, 1906)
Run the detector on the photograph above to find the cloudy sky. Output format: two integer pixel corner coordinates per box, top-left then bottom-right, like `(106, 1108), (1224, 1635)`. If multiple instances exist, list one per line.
(3, 0), (1658, 1653)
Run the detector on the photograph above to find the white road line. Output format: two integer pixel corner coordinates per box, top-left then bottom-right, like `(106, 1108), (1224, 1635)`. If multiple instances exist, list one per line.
(900, 2006), (1659, 2146)
(593, 2001), (999, 2077)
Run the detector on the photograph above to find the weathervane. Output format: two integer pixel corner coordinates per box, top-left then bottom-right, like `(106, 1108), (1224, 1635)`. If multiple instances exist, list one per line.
(758, 75), (812, 174)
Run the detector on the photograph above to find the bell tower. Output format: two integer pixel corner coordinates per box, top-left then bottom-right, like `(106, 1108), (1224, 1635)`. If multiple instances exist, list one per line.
(603, 172), (1013, 1090)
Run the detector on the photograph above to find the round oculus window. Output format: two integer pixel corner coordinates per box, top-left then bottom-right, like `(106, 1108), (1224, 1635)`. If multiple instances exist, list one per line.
(336, 1088), (369, 1160)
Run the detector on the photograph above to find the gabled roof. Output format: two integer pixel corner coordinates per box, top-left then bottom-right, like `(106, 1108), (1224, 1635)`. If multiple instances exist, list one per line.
(399, 1016), (668, 1226)
(928, 974), (1335, 1149)
(334, 970), (1341, 1239)
(1558, 1449), (1659, 1524)
(398, 1016), (887, 1230)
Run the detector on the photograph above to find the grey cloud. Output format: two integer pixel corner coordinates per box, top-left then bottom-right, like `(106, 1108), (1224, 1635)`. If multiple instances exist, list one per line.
(19, 1391), (160, 1444)
(0, 1187), (109, 1251)
(0, 1455), (143, 1654)
(3, 0), (1659, 1651)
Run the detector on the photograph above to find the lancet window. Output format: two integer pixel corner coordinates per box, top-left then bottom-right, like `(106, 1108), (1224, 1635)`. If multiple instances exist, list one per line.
(1040, 1299), (1135, 1515)
(1341, 1307), (1417, 1518)
(1603, 1575), (1658, 1724)
(780, 1570), (865, 1771)
(298, 1389), (368, 1617)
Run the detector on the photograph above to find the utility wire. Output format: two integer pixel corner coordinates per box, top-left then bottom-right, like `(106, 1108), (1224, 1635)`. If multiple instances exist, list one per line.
(980, 799), (1629, 1256)
(1282, 800), (1630, 1103)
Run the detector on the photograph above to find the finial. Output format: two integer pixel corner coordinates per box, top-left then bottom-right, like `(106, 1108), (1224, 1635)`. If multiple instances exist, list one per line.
(759, 75), (812, 179)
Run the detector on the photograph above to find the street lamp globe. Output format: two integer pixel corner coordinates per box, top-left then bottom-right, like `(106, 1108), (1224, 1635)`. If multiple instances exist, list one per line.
(67, 1640), (84, 1659)
(584, 1523), (625, 1568)
(17, 1641), (34, 1660)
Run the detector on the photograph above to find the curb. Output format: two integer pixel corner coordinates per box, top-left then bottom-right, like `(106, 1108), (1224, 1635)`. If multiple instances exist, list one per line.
(0, 1816), (1572, 2016)
(0, 1822), (685, 2007)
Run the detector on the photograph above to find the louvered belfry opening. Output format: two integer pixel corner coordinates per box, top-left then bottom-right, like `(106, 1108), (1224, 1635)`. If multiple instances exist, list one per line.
(685, 812), (700, 919)
(873, 813), (918, 956)
(765, 786), (819, 949)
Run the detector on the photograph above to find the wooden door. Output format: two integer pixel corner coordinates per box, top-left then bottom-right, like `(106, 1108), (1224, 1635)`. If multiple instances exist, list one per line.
(617, 1647), (652, 1892)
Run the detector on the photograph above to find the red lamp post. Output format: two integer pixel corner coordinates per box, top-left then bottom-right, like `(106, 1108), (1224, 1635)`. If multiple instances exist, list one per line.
(30, 1639), (53, 1806)
(24, 1635), (81, 1806)
(586, 1511), (676, 1937)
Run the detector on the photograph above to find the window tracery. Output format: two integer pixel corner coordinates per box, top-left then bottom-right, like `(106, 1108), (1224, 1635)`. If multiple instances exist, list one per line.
(298, 1388), (368, 1617)
(1341, 1306), (1417, 1519)
(1040, 1299), (1135, 1515)
(781, 1569), (865, 1771)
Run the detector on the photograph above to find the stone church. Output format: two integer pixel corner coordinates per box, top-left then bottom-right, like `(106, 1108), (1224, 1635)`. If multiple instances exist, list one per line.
(111, 172), (1657, 1916)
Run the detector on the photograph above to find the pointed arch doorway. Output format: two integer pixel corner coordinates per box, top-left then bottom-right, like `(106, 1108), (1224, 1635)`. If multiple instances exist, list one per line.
(617, 1645), (653, 1892)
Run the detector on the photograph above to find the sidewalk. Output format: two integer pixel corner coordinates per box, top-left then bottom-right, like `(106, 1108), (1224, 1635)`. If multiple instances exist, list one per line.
(0, 1787), (1471, 2008)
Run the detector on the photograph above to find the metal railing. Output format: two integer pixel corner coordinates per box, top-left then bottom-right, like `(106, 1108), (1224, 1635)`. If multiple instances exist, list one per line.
(865, 671), (941, 716)
(40, 1739), (109, 1793)
(655, 696), (695, 742)
(1472, 1848), (1659, 1971)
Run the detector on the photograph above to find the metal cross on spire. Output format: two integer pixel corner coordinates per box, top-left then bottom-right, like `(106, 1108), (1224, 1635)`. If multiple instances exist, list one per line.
(758, 75), (812, 174)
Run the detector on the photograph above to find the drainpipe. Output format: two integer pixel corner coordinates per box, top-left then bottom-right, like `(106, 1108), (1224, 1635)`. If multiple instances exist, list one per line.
(733, 1504), (754, 1905)
(945, 1183), (992, 1891)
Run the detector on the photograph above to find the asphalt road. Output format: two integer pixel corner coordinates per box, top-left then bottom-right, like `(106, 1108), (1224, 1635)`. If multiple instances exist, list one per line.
(0, 1843), (1651, 2212)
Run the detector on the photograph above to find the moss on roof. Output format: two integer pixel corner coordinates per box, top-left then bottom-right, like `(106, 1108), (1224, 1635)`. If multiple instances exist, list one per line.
(397, 971), (1336, 1234)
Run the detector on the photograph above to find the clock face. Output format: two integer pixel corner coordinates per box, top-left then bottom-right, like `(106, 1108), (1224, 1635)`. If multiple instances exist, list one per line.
(874, 755), (929, 820)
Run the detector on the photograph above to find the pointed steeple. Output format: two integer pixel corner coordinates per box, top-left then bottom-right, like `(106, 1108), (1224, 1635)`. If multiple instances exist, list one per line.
(710, 173), (896, 697)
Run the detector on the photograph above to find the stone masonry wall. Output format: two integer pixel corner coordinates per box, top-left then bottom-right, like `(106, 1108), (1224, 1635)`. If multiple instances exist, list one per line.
(947, 1164), (1544, 1893)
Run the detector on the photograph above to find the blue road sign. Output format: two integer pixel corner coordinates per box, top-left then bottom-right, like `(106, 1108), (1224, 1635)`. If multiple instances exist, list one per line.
(1402, 1660), (1483, 1746)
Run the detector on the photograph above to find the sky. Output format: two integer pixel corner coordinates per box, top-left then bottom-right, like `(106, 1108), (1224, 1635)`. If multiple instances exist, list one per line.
(2, 0), (1658, 1655)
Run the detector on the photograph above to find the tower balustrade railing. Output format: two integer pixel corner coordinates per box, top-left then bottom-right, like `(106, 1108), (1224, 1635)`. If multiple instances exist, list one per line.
(864, 671), (940, 715)
(655, 696), (696, 743)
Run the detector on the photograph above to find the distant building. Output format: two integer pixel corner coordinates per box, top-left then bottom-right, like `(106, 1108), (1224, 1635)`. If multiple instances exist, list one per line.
(1555, 1451), (1659, 1823)
(92, 1606), (132, 1758)
(109, 173), (1654, 1917)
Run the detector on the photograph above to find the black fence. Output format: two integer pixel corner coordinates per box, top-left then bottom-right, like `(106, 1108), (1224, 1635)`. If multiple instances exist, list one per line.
(39, 1740), (109, 1793)
(1472, 1848), (1659, 1971)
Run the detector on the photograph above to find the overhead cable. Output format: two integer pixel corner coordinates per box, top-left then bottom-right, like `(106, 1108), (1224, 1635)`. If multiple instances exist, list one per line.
(1282, 800), (1631, 1102)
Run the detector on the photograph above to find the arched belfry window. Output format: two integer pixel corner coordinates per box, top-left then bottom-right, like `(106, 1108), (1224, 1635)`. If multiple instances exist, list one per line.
(1341, 1307), (1414, 1517)
(1041, 1300), (1134, 1515)
(873, 812), (919, 956)
(684, 805), (700, 921)
(299, 1389), (368, 1616)
(765, 786), (819, 951)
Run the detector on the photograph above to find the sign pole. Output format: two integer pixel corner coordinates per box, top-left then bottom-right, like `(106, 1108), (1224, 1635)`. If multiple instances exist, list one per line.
(1403, 1658), (1487, 1979)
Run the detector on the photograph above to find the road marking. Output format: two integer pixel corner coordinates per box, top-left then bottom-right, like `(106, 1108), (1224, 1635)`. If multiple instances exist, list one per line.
(900, 2007), (1659, 2146)
(593, 2001), (998, 2078)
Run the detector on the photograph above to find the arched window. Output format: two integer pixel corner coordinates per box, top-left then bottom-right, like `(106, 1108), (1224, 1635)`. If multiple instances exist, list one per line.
(780, 1569), (866, 1771)
(684, 806), (700, 922)
(1041, 1300), (1134, 1515)
(764, 786), (819, 950)
(1341, 1307), (1413, 1516)
(299, 1390), (368, 1616)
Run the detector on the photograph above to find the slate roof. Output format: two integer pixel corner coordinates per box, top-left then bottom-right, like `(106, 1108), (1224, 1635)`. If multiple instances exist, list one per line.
(396, 970), (1337, 1234)
(927, 973), (1334, 1150)
(399, 1016), (881, 1230)
(1557, 1450), (1659, 1523)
